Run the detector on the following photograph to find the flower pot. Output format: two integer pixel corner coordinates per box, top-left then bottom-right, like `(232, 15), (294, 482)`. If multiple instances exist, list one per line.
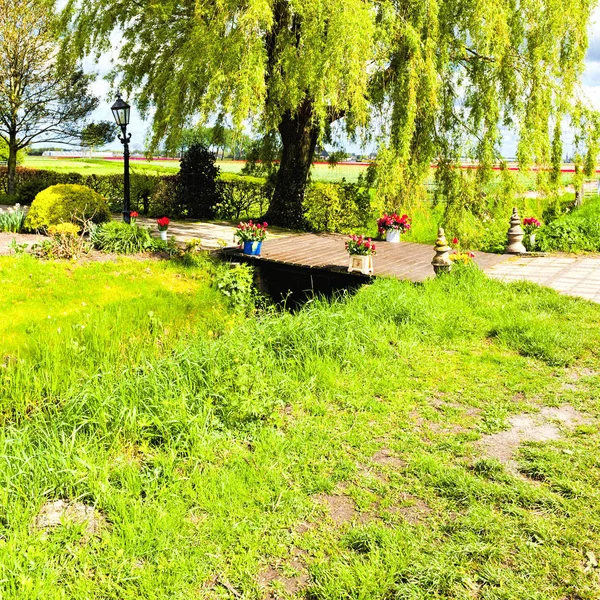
(529, 233), (536, 249)
(160, 230), (168, 241)
(348, 254), (374, 275)
(385, 229), (400, 243)
(243, 240), (263, 256)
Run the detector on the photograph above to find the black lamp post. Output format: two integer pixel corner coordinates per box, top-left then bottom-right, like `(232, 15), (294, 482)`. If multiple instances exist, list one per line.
(111, 93), (132, 223)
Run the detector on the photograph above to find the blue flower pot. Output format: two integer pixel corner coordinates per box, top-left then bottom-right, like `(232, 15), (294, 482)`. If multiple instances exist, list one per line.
(243, 240), (262, 256)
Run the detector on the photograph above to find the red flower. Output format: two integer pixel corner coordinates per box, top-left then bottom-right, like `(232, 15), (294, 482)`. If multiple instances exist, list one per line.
(130, 211), (139, 218)
(452, 237), (459, 245)
(157, 217), (170, 228)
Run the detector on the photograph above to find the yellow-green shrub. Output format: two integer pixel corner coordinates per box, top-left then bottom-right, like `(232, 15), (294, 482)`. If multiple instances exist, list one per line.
(24, 184), (111, 230)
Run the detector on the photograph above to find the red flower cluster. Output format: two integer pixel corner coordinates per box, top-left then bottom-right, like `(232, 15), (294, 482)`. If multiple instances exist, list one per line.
(157, 216), (170, 231)
(523, 217), (541, 232)
(235, 220), (268, 242)
(130, 211), (139, 219)
(345, 234), (376, 256)
(377, 213), (411, 235)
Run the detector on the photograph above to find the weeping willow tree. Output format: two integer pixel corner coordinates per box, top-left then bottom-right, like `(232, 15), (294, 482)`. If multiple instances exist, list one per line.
(62, 0), (375, 227)
(373, 0), (596, 230)
(62, 0), (596, 228)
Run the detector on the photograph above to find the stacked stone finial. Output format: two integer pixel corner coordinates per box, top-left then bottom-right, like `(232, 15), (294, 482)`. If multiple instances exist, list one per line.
(432, 227), (453, 275)
(506, 207), (526, 254)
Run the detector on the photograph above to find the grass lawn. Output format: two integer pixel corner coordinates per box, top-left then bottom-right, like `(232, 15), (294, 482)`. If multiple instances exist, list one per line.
(1, 256), (600, 598)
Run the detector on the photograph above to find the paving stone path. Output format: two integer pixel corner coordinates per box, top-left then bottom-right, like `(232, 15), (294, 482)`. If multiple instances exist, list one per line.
(486, 254), (600, 303)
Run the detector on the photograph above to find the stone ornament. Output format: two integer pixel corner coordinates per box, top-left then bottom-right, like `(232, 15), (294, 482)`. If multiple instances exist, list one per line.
(506, 207), (527, 254)
(432, 227), (453, 275)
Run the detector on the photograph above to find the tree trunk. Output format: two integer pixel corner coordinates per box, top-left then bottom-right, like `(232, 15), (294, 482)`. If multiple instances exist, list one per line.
(7, 137), (18, 197)
(265, 103), (319, 229)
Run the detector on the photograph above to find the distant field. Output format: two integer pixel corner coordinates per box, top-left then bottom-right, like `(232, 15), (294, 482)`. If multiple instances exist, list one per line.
(21, 156), (582, 188)
(22, 156), (368, 182)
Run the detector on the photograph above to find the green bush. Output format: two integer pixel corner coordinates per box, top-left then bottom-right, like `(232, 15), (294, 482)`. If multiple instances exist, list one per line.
(24, 184), (111, 231)
(537, 197), (600, 252)
(303, 181), (371, 233)
(214, 179), (271, 220)
(90, 221), (167, 254)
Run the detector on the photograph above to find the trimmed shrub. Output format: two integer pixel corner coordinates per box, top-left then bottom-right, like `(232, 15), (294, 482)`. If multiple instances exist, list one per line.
(24, 184), (111, 231)
(90, 221), (166, 254)
(148, 175), (178, 217)
(177, 143), (221, 218)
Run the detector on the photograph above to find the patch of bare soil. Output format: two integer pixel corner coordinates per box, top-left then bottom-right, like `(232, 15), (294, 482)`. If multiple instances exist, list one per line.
(387, 494), (432, 525)
(371, 448), (406, 469)
(33, 499), (107, 539)
(0, 232), (45, 255)
(258, 549), (310, 599)
(479, 405), (593, 467)
(566, 367), (598, 381)
(314, 493), (356, 525)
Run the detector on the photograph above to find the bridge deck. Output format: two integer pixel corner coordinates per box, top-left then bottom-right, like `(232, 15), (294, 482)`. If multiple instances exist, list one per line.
(223, 233), (507, 282)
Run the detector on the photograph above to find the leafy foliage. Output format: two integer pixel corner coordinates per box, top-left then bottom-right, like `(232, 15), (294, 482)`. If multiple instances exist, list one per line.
(80, 121), (117, 151)
(303, 181), (371, 233)
(63, 0), (594, 227)
(537, 198), (600, 252)
(176, 143), (221, 219)
(0, 0), (98, 194)
(24, 184), (110, 230)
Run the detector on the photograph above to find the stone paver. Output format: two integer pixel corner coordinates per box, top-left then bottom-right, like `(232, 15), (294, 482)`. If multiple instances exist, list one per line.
(135, 217), (292, 249)
(486, 255), (600, 303)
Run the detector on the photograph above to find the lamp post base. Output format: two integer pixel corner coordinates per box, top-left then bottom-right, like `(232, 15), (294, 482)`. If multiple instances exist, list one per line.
(122, 211), (131, 224)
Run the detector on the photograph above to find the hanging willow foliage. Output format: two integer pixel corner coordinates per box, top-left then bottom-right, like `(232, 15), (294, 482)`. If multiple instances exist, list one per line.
(61, 0), (596, 226)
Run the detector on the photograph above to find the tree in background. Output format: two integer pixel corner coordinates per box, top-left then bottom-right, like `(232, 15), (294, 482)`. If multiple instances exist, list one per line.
(81, 121), (117, 155)
(177, 143), (221, 219)
(64, 0), (595, 229)
(0, 0), (98, 196)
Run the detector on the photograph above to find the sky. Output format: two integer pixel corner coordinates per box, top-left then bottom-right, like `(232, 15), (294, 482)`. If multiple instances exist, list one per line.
(76, 7), (600, 158)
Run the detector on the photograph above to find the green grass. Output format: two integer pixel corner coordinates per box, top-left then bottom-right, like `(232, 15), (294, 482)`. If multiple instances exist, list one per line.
(1, 256), (600, 598)
(22, 157), (370, 182)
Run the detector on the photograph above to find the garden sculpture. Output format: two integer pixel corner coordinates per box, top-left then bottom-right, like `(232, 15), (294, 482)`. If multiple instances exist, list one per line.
(432, 227), (453, 275)
(506, 207), (527, 254)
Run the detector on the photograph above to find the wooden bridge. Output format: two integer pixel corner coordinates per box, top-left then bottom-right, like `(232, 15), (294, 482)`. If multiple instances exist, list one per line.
(222, 233), (507, 303)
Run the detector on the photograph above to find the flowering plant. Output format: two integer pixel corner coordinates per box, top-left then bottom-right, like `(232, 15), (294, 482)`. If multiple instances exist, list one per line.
(377, 213), (411, 235)
(345, 235), (376, 255)
(449, 237), (475, 264)
(523, 217), (541, 235)
(130, 211), (139, 223)
(157, 217), (170, 231)
(235, 220), (268, 243)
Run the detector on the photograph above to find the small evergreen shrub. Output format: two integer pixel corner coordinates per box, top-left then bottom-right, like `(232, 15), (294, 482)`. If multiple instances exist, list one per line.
(177, 143), (222, 218)
(24, 184), (111, 231)
(91, 221), (166, 254)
